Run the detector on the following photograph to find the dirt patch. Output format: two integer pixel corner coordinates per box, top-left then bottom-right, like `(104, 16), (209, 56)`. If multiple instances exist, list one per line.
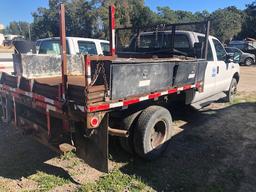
(238, 66), (256, 92)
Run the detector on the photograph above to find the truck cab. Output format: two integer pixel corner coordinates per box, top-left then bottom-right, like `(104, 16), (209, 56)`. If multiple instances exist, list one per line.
(36, 37), (110, 56)
(186, 31), (240, 105)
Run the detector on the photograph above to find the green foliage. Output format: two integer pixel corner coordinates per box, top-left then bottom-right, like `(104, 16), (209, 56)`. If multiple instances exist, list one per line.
(79, 169), (151, 192)
(29, 171), (70, 191)
(210, 6), (243, 43)
(4, 21), (31, 39)
(238, 1), (256, 39)
(3, 0), (256, 43)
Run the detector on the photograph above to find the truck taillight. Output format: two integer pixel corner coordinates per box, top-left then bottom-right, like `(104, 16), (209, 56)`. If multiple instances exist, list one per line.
(90, 117), (99, 128)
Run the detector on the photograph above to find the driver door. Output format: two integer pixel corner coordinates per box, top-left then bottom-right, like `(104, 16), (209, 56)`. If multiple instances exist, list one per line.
(212, 39), (234, 92)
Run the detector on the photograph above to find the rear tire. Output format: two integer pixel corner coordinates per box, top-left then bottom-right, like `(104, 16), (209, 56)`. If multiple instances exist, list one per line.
(133, 106), (173, 160)
(244, 58), (253, 66)
(119, 111), (141, 154)
(224, 78), (237, 103)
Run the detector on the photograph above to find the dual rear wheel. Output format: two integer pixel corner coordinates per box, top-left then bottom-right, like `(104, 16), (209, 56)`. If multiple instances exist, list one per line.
(120, 106), (173, 160)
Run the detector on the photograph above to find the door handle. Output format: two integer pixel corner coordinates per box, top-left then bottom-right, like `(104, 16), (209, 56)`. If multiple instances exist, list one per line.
(217, 66), (219, 74)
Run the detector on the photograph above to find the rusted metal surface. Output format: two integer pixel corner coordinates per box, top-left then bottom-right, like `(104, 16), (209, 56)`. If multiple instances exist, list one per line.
(60, 4), (68, 100)
(108, 127), (128, 137)
(87, 92), (105, 100)
(17, 54), (84, 78)
(87, 85), (105, 93)
(89, 55), (116, 61)
(34, 75), (85, 86)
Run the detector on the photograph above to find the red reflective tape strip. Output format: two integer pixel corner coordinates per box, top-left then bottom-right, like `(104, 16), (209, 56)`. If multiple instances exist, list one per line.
(46, 111), (51, 136)
(0, 67), (12, 70)
(33, 94), (45, 101)
(123, 98), (140, 106)
(0, 67), (13, 70)
(183, 84), (191, 90)
(149, 92), (161, 99)
(85, 56), (91, 66)
(88, 104), (110, 112)
(35, 102), (47, 109)
(111, 6), (115, 29)
(196, 82), (201, 88)
(168, 88), (178, 94)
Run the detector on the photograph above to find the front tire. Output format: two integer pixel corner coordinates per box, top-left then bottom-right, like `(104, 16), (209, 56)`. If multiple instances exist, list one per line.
(133, 106), (173, 160)
(244, 58), (253, 66)
(224, 78), (237, 103)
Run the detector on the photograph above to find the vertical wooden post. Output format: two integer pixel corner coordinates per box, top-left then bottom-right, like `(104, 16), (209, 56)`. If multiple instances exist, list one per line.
(109, 5), (116, 56)
(60, 4), (67, 100)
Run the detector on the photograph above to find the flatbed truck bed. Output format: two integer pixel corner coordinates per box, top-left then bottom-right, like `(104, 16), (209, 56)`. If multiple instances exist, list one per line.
(0, 4), (210, 172)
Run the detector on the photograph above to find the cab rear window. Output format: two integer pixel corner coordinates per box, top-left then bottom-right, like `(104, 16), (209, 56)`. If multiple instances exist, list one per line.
(38, 40), (70, 55)
(100, 42), (110, 55)
(78, 41), (97, 55)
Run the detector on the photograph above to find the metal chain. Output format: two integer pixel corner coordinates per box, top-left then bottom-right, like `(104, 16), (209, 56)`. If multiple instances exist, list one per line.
(86, 61), (109, 96)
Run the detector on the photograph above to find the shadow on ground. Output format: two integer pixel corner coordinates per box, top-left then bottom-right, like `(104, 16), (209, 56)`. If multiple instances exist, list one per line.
(110, 102), (256, 192)
(0, 124), (77, 184)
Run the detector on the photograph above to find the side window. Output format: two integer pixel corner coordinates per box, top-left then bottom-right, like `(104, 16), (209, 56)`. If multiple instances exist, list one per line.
(100, 42), (110, 55)
(78, 41), (97, 55)
(139, 34), (156, 48)
(163, 34), (190, 49)
(39, 40), (60, 54)
(38, 40), (70, 55)
(174, 35), (190, 49)
(213, 39), (226, 61)
(197, 36), (213, 61)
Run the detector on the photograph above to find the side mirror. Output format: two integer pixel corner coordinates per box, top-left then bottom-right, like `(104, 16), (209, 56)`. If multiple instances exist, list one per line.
(194, 42), (203, 58)
(233, 51), (242, 63)
(225, 54), (233, 63)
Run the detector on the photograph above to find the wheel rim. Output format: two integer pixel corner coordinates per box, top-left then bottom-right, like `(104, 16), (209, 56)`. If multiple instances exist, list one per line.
(150, 120), (167, 149)
(230, 82), (237, 100)
(245, 58), (252, 66)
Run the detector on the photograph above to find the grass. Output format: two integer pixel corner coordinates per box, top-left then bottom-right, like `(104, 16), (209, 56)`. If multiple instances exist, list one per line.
(61, 151), (77, 160)
(232, 93), (256, 104)
(29, 171), (71, 192)
(0, 185), (10, 192)
(78, 169), (152, 192)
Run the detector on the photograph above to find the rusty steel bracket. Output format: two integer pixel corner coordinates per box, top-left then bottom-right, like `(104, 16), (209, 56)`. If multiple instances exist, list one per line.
(74, 113), (109, 173)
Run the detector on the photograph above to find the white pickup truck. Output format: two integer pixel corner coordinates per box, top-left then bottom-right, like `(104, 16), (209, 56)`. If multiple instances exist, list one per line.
(36, 37), (110, 55)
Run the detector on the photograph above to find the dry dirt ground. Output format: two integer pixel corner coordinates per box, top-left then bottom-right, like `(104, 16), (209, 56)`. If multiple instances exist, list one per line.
(0, 66), (255, 192)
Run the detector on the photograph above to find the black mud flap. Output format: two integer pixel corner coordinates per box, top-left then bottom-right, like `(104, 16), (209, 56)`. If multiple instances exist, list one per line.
(74, 114), (109, 173)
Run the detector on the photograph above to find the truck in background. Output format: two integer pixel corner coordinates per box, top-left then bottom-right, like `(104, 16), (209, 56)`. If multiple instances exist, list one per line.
(36, 37), (109, 55)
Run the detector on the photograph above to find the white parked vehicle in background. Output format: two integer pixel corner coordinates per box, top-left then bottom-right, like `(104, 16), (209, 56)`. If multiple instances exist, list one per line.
(36, 37), (110, 55)
(0, 33), (4, 45)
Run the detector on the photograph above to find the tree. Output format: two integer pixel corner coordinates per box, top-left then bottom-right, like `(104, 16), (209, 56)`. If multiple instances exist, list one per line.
(210, 6), (243, 43)
(238, 2), (256, 39)
(4, 21), (31, 39)
(31, 0), (95, 40)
